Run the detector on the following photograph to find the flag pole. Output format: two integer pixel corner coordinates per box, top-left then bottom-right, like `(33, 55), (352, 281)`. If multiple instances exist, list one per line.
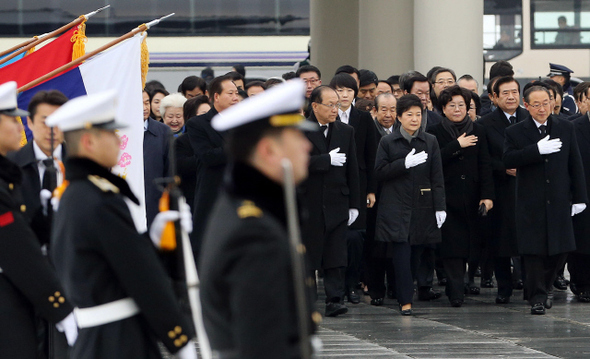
(17, 13), (175, 93)
(0, 5), (110, 66)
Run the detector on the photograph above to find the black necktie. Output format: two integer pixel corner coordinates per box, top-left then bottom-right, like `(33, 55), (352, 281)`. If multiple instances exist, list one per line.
(320, 125), (328, 137)
(42, 158), (57, 192)
(509, 116), (516, 125)
(539, 125), (547, 136)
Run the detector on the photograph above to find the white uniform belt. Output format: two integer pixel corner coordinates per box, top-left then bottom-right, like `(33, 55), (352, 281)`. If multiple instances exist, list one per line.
(74, 298), (140, 329)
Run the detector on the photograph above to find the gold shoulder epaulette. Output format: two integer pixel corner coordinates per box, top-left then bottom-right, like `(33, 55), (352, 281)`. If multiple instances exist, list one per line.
(87, 175), (120, 193)
(237, 200), (263, 219)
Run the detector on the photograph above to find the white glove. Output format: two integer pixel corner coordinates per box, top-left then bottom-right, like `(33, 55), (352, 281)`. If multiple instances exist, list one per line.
(329, 147), (347, 167)
(348, 208), (359, 226)
(40, 189), (52, 215)
(174, 341), (197, 359)
(56, 312), (78, 346)
(435, 211), (447, 228)
(537, 135), (562, 155)
(149, 201), (193, 248)
(572, 203), (586, 216)
(405, 148), (428, 169)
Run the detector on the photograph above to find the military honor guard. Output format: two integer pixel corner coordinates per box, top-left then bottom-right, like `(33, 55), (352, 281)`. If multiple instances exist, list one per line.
(47, 90), (197, 358)
(0, 81), (77, 358)
(199, 80), (319, 359)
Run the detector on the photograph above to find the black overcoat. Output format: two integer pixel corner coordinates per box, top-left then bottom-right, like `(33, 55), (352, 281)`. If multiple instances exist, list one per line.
(174, 133), (197, 212)
(143, 118), (171, 227)
(200, 163), (317, 359)
(185, 107), (227, 255)
(503, 116), (588, 256)
(572, 115), (590, 254)
(300, 115), (360, 269)
(477, 107), (528, 257)
(341, 107), (378, 230)
(373, 128), (445, 245)
(429, 121), (495, 258)
(0, 155), (73, 359)
(51, 158), (195, 358)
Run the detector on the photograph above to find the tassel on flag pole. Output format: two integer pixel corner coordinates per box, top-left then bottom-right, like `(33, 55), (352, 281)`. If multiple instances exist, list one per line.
(0, 5), (110, 67)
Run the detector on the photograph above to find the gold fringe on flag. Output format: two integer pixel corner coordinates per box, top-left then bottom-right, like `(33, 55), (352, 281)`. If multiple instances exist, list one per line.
(17, 117), (27, 147)
(71, 16), (87, 61)
(140, 29), (149, 90)
(25, 37), (38, 56)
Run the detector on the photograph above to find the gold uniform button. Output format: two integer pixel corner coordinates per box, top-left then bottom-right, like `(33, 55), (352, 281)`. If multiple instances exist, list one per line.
(8, 183), (14, 190)
(55, 291), (61, 296)
(58, 297), (65, 303)
(180, 335), (188, 343)
(49, 296), (55, 302)
(312, 311), (322, 324)
(174, 339), (182, 347)
(20, 205), (26, 212)
(53, 303), (59, 308)
(174, 326), (182, 334)
(168, 331), (176, 339)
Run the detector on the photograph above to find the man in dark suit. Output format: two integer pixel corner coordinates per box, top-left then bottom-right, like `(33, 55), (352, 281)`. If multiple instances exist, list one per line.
(142, 90), (172, 228)
(572, 113), (590, 302)
(186, 74), (239, 259)
(403, 73), (444, 131)
(301, 86), (360, 317)
(567, 82), (590, 122)
(478, 76), (528, 303)
(503, 85), (587, 315)
(48, 91), (197, 358)
(9, 90), (68, 246)
(329, 73), (378, 303)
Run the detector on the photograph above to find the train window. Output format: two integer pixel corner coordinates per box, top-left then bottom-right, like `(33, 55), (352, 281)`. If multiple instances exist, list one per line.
(531, 0), (590, 48)
(483, 0), (523, 62)
(0, 0), (310, 37)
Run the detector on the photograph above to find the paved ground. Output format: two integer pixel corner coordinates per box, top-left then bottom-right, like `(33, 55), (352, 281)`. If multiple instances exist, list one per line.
(315, 281), (590, 359)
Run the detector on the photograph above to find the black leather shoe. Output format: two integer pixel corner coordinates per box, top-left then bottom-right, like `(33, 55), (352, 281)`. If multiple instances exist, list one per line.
(481, 279), (494, 288)
(418, 288), (442, 301)
(531, 303), (545, 315)
(400, 308), (413, 316)
(513, 279), (524, 290)
(325, 302), (348, 317)
(554, 275), (568, 290)
(370, 298), (384, 306)
(465, 283), (480, 295)
(438, 278), (448, 286)
(386, 287), (396, 299)
(347, 289), (361, 304)
(571, 283), (580, 296)
(544, 297), (553, 309)
(450, 299), (463, 307)
(578, 292), (590, 303)
(495, 296), (510, 304)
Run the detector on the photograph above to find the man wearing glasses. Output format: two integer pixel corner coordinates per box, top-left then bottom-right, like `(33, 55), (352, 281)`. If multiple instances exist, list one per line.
(301, 85), (360, 317)
(297, 65), (322, 118)
(504, 85), (587, 315)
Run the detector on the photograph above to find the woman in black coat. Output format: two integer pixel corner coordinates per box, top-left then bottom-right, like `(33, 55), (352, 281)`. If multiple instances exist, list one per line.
(428, 85), (495, 307)
(374, 94), (446, 315)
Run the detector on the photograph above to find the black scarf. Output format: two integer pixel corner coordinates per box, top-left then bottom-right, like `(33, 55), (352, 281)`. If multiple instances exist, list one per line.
(441, 114), (473, 139)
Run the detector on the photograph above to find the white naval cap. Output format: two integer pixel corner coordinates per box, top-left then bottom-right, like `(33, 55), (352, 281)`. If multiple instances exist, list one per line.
(46, 89), (128, 132)
(0, 81), (29, 117)
(211, 79), (317, 132)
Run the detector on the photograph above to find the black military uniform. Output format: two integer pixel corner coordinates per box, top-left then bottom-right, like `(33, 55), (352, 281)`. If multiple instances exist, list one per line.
(0, 154), (73, 358)
(200, 163), (318, 359)
(51, 157), (195, 358)
(199, 79), (319, 358)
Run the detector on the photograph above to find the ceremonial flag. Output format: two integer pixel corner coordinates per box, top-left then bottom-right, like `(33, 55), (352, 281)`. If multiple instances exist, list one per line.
(18, 34), (147, 232)
(1, 26), (83, 142)
(0, 51), (26, 69)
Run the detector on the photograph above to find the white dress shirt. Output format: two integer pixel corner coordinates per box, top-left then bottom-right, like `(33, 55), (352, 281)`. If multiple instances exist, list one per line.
(338, 106), (352, 125)
(33, 141), (63, 186)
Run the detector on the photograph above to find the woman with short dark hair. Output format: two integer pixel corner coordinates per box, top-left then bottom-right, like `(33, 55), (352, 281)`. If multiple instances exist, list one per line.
(374, 94), (446, 315)
(428, 85), (495, 307)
